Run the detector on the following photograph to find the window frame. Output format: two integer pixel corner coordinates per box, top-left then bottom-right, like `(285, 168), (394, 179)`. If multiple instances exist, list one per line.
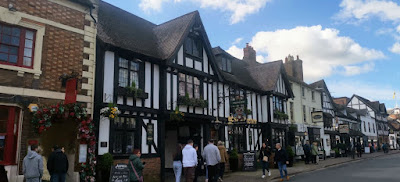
(303, 105), (307, 122)
(220, 56), (232, 73)
(118, 57), (141, 88)
(110, 116), (140, 155)
(178, 73), (202, 99)
(273, 96), (284, 112)
(0, 23), (36, 69)
(311, 91), (315, 101)
(184, 35), (203, 59)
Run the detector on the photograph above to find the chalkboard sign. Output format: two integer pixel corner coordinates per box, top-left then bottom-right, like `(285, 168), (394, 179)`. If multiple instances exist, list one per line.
(243, 152), (256, 171)
(110, 163), (130, 182)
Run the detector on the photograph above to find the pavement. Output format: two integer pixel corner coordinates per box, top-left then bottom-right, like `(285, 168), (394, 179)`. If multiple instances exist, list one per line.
(221, 150), (400, 182)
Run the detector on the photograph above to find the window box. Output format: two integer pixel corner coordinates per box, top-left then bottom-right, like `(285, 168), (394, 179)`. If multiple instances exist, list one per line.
(116, 86), (148, 99)
(177, 95), (208, 108)
(274, 110), (289, 120)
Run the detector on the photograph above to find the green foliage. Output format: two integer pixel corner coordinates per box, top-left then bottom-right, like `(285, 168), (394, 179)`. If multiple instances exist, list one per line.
(336, 143), (347, 150)
(289, 124), (297, 132)
(332, 148), (340, 155)
(170, 106), (185, 123)
(274, 110), (289, 120)
(286, 146), (295, 158)
(230, 148), (239, 159)
(126, 81), (145, 98)
(98, 153), (113, 171)
(244, 109), (252, 115)
(177, 94), (208, 108)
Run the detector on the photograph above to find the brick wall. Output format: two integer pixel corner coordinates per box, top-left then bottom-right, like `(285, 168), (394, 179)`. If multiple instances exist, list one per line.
(114, 157), (161, 182)
(0, 0), (85, 29)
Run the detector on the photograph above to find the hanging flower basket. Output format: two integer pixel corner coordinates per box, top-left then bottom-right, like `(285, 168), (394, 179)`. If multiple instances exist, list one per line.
(100, 103), (120, 119)
(170, 106), (184, 124)
(31, 103), (96, 182)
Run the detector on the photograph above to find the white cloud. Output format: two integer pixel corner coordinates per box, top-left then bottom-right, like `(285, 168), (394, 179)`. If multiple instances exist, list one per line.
(232, 37), (243, 45)
(139, 0), (270, 24)
(328, 80), (394, 101)
(397, 25), (400, 33)
(226, 45), (243, 59)
(390, 42), (400, 54)
(343, 62), (374, 76)
(227, 25), (384, 81)
(336, 0), (400, 22)
(139, 0), (168, 12)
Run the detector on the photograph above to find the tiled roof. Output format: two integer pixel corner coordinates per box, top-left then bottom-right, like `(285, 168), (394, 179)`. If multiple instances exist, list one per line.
(98, 1), (196, 60)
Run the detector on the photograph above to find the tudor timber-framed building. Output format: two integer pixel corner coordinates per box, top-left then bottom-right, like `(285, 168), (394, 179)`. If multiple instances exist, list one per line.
(94, 1), (293, 181)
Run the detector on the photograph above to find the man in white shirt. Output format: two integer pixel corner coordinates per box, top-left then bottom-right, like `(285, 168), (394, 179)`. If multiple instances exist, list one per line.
(182, 139), (197, 182)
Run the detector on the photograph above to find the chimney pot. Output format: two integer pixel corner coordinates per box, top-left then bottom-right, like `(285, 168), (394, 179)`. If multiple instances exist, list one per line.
(297, 55), (299, 60)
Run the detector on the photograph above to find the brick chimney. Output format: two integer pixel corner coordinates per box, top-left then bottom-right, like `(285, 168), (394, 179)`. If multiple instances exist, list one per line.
(283, 54), (303, 81)
(243, 43), (257, 65)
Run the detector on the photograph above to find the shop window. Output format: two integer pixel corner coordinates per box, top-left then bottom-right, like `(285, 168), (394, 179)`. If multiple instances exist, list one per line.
(0, 106), (20, 165)
(118, 58), (140, 88)
(228, 126), (246, 152)
(178, 73), (201, 99)
(0, 23), (35, 68)
(111, 117), (139, 154)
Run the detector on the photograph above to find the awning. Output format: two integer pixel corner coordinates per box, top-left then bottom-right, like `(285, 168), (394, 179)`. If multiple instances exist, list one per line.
(349, 130), (365, 137)
(324, 130), (340, 135)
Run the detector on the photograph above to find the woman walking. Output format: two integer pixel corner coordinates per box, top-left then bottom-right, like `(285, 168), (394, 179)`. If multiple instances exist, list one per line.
(173, 144), (183, 182)
(129, 149), (144, 182)
(258, 142), (271, 178)
(217, 141), (229, 181)
(311, 142), (319, 164)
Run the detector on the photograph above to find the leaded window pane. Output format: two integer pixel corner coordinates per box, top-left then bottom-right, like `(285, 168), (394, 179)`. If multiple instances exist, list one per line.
(119, 68), (128, 87)
(113, 132), (123, 154)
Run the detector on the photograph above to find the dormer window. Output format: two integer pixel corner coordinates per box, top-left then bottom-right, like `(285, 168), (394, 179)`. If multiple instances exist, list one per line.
(221, 56), (231, 72)
(185, 36), (202, 58)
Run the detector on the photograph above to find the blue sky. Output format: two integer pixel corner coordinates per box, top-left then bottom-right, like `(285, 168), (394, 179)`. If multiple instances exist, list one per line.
(103, 0), (400, 108)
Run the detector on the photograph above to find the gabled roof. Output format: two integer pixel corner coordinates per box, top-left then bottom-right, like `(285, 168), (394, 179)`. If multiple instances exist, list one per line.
(98, 1), (197, 60)
(310, 79), (336, 109)
(212, 47), (294, 98)
(246, 60), (294, 97)
(212, 47), (262, 91)
(352, 95), (379, 112)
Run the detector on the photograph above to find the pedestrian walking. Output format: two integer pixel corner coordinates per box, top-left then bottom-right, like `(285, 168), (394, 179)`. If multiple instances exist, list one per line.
(258, 142), (271, 179)
(193, 144), (203, 182)
(303, 141), (311, 164)
(37, 146), (50, 182)
(311, 142), (318, 164)
(182, 140), (197, 182)
(202, 139), (221, 182)
(23, 145), (43, 182)
(356, 142), (362, 158)
(274, 143), (289, 181)
(128, 149), (144, 182)
(173, 144), (183, 182)
(217, 141), (229, 181)
(47, 145), (68, 182)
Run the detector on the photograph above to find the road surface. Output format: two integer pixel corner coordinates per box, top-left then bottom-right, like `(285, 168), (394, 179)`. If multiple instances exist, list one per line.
(289, 153), (400, 182)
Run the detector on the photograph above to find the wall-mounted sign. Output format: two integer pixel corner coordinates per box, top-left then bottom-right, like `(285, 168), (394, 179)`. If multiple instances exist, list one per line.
(28, 104), (39, 112)
(311, 111), (323, 123)
(338, 124), (349, 134)
(79, 144), (87, 163)
(147, 123), (154, 145)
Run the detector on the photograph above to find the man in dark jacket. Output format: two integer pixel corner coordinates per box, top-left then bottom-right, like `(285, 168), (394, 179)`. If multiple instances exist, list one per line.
(303, 141), (311, 164)
(274, 143), (289, 181)
(47, 145), (68, 182)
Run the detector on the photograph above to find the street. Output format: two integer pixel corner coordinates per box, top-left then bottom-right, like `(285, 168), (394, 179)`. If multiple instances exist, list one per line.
(290, 153), (400, 182)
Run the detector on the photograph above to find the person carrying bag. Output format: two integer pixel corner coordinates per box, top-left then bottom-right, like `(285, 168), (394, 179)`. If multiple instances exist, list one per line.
(129, 149), (144, 182)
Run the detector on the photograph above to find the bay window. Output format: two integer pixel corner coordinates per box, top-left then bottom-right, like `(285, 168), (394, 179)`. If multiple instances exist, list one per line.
(0, 23), (35, 68)
(273, 96), (284, 112)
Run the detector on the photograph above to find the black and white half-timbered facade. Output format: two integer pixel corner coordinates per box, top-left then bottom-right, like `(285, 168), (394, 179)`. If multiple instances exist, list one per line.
(310, 80), (336, 156)
(348, 95), (389, 148)
(94, 1), (293, 180)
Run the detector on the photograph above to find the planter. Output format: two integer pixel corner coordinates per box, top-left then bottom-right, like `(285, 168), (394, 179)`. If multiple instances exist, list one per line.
(229, 158), (239, 171)
(287, 157), (294, 167)
(116, 87), (148, 99)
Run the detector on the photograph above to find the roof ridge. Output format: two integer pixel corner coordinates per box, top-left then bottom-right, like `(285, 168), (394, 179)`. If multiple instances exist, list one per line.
(156, 11), (199, 26)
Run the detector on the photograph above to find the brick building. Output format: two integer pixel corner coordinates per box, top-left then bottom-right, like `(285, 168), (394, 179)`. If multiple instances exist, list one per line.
(0, 0), (97, 181)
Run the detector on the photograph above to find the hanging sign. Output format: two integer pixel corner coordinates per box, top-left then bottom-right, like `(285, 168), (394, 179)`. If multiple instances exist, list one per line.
(147, 123), (154, 145)
(311, 111), (323, 123)
(65, 78), (77, 104)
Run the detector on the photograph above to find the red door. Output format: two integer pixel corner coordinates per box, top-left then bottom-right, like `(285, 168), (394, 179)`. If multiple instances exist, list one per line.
(0, 106), (19, 165)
